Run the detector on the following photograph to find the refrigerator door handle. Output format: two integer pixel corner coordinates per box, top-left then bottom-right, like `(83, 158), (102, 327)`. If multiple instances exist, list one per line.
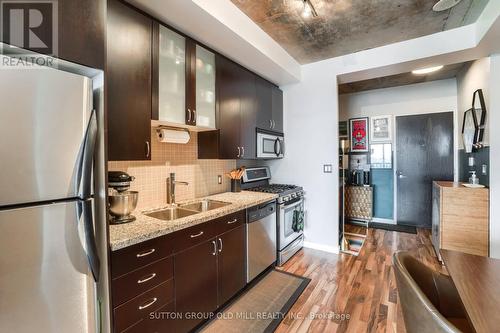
(77, 200), (101, 282)
(76, 109), (97, 199)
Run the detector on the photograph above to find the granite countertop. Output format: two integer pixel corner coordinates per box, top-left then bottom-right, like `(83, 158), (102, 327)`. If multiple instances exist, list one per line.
(109, 191), (278, 251)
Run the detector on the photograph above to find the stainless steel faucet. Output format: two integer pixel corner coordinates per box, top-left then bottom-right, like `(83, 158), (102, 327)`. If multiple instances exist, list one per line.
(166, 173), (189, 205)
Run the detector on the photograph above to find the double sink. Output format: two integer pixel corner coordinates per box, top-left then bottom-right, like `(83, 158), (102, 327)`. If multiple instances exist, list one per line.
(144, 199), (231, 222)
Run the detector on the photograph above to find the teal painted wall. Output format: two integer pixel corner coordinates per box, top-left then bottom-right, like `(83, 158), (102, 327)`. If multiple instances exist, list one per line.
(371, 169), (394, 219)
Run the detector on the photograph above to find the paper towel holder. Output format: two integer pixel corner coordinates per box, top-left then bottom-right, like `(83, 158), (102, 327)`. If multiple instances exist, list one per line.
(155, 126), (190, 144)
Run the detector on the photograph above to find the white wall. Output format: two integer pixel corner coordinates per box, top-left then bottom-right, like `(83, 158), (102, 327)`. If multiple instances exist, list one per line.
(266, 68), (339, 253)
(456, 58), (491, 148)
(489, 54), (500, 259)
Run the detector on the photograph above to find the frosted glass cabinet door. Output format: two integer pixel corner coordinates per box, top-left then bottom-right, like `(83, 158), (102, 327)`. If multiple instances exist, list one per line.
(195, 45), (216, 128)
(158, 25), (186, 124)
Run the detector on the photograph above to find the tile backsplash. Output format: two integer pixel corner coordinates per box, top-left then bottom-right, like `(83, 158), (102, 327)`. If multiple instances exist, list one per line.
(109, 129), (236, 210)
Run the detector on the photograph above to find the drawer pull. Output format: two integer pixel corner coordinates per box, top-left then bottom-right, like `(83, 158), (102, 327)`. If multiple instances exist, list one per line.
(190, 231), (204, 238)
(138, 297), (157, 310)
(227, 218), (238, 224)
(136, 248), (156, 258)
(137, 273), (157, 284)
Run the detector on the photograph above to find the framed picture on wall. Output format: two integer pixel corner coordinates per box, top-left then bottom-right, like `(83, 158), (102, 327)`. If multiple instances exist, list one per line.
(370, 115), (392, 142)
(350, 117), (369, 152)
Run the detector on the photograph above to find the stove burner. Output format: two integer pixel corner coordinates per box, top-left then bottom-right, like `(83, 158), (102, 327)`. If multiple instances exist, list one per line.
(246, 183), (299, 194)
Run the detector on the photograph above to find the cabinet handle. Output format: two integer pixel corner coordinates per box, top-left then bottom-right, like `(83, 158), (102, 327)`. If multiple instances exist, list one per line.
(237, 146), (241, 158)
(187, 109), (191, 122)
(138, 297), (157, 310)
(218, 238), (223, 253)
(227, 218), (238, 224)
(137, 273), (156, 284)
(241, 146), (245, 157)
(272, 120), (276, 129)
(190, 231), (204, 238)
(211, 240), (217, 255)
(192, 109), (196, 123)
(269, 119), (273, 129)
(145, 141), (150, 158)
(136, 248), (155, 258)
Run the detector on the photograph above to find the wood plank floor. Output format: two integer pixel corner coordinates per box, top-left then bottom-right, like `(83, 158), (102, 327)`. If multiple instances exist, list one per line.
(275, 228), (443, 333)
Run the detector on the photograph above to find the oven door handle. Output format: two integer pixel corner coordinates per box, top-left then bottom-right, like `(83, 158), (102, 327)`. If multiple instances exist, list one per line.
(280, 198), (303, 210)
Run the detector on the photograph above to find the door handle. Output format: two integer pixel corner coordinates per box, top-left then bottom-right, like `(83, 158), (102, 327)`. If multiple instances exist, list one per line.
(211, 240), (217, 256)
(77, 200), (101, 282)
(77, 109), (97, 198)
(397, 171), (407, 179)
(218, 238), (223, 253)
(145, 141), (150, 158)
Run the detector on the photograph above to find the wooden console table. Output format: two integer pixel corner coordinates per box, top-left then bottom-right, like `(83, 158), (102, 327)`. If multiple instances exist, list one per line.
(432, 181), (489, 257)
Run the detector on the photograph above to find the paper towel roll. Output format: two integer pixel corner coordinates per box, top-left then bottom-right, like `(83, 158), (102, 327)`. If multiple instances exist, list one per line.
(156, 128), (190, 144)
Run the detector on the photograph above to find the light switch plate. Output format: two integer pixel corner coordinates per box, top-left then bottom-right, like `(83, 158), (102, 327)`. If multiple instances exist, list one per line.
(482, 164), (488, 175)
(323, 164), (332, 173)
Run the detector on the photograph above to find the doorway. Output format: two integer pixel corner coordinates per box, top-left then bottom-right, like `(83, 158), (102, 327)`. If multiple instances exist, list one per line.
(395, 112), (454, 228)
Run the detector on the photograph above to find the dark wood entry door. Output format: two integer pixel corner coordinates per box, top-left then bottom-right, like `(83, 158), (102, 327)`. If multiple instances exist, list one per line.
(396, 112), (454, 228)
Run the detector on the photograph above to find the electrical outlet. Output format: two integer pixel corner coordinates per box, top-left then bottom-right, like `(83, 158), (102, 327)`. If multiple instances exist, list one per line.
(218, 175), (222, 184)
(323, 164), (332, 173)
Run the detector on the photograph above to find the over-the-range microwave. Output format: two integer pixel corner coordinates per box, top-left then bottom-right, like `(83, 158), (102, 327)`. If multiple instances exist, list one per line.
(257, 130), (284, 159)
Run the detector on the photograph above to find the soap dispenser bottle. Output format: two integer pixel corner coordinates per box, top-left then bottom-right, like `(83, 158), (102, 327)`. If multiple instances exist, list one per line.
(469, 171), (480, 185)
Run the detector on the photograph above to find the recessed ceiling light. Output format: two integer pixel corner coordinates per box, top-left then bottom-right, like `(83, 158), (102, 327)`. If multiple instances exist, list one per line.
(433, 0), (462, 12)
(412, 65), (444, 75)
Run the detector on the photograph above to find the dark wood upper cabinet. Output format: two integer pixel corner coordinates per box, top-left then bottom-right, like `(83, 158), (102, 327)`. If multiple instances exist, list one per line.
(239, 69), (257, 159)
(199, 55), (283, 160)
(256, 78), (273, 131)
(216, 56), (243, 159)
(174, 239), (218, 333)
(272, 86), (284, 133)
(59, 0), (105, 69)
(217, 225), (246, 305)
(199, 55), (257, 159)
(0, 0), (105, 69)
(154, 25), (216, 129)
(107, 0), (152, 161)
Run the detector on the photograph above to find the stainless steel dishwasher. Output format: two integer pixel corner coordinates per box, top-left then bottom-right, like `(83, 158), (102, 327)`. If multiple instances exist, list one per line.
(246, 200), (277, 283)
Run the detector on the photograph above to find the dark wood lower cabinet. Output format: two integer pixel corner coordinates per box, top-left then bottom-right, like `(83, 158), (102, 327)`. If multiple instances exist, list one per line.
(112, 210), (247, 333)
(217, 225), (246, 305)
(174, 240), (218, 333)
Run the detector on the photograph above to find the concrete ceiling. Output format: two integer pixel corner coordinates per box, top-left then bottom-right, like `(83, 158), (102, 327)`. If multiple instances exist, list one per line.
(231, 0), (490, 64)
(338, 62), (469, 94)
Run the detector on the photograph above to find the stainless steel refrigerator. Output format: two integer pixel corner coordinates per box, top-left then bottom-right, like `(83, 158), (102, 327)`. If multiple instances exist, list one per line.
(0, 53), (109, 332)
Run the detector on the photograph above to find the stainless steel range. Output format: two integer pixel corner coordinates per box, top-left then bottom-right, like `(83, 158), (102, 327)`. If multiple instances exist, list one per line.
(242, 167), (305, 265)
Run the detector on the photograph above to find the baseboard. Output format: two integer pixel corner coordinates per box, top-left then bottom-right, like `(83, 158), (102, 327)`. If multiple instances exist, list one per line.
(303, 241), (339, 254)
(371, 217), (396, 225)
